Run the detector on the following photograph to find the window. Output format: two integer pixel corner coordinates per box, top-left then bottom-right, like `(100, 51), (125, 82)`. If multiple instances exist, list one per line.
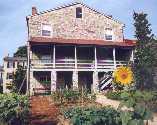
(42, 24), (52, 36)
(7, 73), (13, 80)
(76, 7), (82, 18)
(7, 62), (13, 68)
(13, 62), (15, 68)
(105, 28), (113, 41)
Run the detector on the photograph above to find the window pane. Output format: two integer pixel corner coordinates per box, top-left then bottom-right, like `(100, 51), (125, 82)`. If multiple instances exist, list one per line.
(42, 24), (51, 36)
(76, 7), (82, 18)
(42, 30), (51, 36)
(7, 73), (13, 79)
(105, 35), (113, 40)
(7, 62), (13, 68)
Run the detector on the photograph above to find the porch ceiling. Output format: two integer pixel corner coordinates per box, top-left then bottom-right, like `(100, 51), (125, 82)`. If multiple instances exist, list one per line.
(29, 37), (136, 47)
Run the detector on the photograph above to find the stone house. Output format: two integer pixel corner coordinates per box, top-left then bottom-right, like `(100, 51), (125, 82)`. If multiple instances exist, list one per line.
(3, 57), (27, 93)
(26, 1), (135, 95)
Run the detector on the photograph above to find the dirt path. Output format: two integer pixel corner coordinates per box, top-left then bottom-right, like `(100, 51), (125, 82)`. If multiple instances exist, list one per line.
(29, 96), (59, 125)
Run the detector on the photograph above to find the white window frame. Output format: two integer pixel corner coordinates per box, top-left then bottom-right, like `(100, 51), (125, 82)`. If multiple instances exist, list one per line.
(41, 23), (52, 37)
(104, 28), (114, 41)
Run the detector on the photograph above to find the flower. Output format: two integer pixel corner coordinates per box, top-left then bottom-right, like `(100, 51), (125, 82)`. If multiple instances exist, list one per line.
(113, 66), (133, 85)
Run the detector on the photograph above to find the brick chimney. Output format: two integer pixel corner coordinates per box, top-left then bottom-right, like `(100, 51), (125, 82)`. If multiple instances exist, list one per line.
(32, 6), (37, 15)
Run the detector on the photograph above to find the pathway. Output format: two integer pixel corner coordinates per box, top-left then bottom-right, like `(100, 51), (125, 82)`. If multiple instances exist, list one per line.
(29, 96), (59, 125)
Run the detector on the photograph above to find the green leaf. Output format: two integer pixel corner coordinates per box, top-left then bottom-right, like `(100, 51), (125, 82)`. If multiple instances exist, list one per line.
(120, 112), (132, 125)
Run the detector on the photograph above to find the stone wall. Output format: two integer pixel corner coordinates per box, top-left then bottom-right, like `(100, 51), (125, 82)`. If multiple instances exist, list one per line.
(28, 3), (124, 42)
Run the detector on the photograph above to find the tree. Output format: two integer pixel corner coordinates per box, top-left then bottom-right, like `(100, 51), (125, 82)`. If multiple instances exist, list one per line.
(13, 65), (26, 94)
(133, 12), (156, 89)
(14, 45), (27, 57)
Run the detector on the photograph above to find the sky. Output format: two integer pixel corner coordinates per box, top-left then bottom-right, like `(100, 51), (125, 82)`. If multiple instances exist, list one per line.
(0, 0), (157, 64)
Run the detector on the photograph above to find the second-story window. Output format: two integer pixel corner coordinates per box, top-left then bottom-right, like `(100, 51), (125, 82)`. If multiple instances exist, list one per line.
(7, 62), (13, 68)
(42, 24), (52, 36)
(76, 7), (82, 18)
(105, 28), (113, 41)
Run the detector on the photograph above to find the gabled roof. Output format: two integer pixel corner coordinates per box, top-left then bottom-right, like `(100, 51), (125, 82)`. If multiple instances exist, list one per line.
(29, 37), (136, 47)
(27, 1), (123, 25)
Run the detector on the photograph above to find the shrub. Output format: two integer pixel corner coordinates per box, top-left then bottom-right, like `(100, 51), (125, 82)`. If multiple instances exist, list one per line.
(63, 107), (121, 125)
(52, 89), (81, 104)
(63, 106), (152, 125)
(106, 91), (122, 100)
(0, 93), (29, 125)
(52, 89), (94, 105)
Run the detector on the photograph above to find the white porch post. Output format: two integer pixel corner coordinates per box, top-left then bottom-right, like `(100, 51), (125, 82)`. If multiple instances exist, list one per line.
(26, 42), (30, 95)
(94, 46), (97, 69)
(53, 45), (56, 68)
(130, 49), (134, 63)
(29, 71), (34, 95)
(113, 48), (116, 69)
(75, 45), (77, 69)
(51, 70), (56, 93)
(73, 71), (78, 90)
(93, 71), (99, 93)
(73, 46), (78, 90)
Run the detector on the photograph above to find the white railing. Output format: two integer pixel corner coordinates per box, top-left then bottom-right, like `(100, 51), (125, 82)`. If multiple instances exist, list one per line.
(116, 61), (128, 67)
(77, 60), (95, 69)
(55, 59), (75, 69)
(31, 59), (128, 69)
(97, 60), (115, 70)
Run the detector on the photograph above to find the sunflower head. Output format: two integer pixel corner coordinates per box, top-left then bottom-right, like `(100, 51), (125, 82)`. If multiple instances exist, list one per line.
(113, 66), (133, 85)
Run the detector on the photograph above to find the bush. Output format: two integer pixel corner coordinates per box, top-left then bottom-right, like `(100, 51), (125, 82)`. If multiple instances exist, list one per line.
(0, 93), (29, 125)
(106, 91), (122, 100)
(63, 106), (152, 125)
(52, 89), (94, 104)
(106, 90), (156, 103)
(63, 107), (121, 125)
(52, 89), (81, 104)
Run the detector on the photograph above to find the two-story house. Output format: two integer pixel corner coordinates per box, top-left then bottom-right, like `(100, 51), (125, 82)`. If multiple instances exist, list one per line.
(3, 56), (27, 93)
(26, 2), (135, 95)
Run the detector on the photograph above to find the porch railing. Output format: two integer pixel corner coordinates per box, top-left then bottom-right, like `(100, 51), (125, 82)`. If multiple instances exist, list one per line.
(97, 60), (115, 70)
(31, 59), (128, 69)
(55, 59), (75, 69)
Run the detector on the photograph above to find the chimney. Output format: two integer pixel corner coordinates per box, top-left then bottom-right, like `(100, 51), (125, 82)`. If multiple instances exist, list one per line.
(32, 6), (37, 15)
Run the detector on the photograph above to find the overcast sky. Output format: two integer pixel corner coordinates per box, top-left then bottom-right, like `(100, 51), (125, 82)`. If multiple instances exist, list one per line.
(0, 0), (157, 64)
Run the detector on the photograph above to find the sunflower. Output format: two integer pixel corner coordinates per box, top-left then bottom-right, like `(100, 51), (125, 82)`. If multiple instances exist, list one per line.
(113, 66), (133, 85)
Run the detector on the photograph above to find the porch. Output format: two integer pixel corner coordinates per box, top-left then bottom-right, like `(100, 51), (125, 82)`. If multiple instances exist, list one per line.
(31, 71), (94, 94)
(30, 44), (134, 70)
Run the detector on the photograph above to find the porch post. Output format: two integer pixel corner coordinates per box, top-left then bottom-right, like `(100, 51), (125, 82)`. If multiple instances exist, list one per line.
(93, 71), (99, 93)
(75, 45), (77, 69)
(113, 48), (116, 69)
(26, 42), (30, 95)
(130, 49), (134, 63)
(29, 71), (34, 95)
(53, 45), (56, 68)
(73, 71), (78, 90)
(94, 46), (97, 69)
(51, 70), (56, 93)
